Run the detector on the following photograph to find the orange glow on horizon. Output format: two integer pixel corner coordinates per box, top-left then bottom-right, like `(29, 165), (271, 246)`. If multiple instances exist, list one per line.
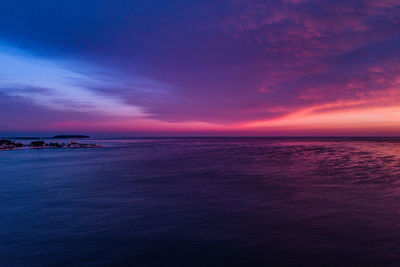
(245, 104), (400, 132)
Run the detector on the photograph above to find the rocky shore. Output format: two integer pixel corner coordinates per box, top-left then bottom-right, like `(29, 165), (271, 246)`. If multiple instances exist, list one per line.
(0, 139), (102, 150)
(0, 140), (24, 150)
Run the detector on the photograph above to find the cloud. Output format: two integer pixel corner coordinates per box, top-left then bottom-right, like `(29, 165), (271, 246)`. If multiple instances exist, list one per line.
(212, 0), (400, 109)
(0, 42), (147, 118)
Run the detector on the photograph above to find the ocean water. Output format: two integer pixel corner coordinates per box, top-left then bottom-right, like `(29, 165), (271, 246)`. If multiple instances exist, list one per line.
(2, 137), (400, 266)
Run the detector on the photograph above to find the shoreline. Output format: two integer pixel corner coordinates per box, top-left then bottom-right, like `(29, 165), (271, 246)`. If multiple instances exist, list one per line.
(0, 139), (103, 151)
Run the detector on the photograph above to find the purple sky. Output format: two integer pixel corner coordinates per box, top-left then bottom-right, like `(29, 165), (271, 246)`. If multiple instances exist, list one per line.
(2, 0), (400, 136)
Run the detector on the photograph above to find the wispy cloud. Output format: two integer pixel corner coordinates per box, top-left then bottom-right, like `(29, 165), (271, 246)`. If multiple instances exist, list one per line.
(0, 42), (145, 117)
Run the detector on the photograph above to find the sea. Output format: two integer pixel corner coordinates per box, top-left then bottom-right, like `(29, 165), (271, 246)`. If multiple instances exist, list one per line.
(2, 137), (400, 266)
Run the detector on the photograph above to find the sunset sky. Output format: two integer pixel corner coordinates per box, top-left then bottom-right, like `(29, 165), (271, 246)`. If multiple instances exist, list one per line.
(2, 0), (400, 136)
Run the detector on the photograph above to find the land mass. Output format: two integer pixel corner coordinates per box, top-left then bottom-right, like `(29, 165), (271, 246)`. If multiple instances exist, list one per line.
(2, 135), (90, 140)
(52, 135), (90, 139)
(0, 139), (102, 150)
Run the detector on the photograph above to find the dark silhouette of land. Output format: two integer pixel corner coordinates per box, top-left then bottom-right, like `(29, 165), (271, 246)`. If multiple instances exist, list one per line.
(52, 135), (90, 139)
(0, 139), (102, 150)
(2, 135), (90, 140)
(0, 139), (23, 149)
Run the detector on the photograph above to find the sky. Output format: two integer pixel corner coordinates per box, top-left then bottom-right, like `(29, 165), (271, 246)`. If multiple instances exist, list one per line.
(1, 0), (400, 136)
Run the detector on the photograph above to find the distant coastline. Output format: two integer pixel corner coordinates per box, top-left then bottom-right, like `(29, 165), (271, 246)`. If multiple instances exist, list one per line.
(1, 135), (90, 140)
(0, 135), (102, 151)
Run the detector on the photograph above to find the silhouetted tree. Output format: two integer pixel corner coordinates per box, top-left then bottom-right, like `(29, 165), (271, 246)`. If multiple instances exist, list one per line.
(30, 141), (45, 147)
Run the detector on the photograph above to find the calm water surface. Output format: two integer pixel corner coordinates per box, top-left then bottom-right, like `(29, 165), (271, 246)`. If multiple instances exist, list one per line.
(2, 137), (400, 266)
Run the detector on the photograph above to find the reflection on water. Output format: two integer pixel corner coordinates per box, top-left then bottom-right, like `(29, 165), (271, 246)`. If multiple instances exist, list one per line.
(2, 137), (400, 266)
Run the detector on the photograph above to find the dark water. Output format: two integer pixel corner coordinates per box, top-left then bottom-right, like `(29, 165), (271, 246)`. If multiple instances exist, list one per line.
(2, 137), (400, 266)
